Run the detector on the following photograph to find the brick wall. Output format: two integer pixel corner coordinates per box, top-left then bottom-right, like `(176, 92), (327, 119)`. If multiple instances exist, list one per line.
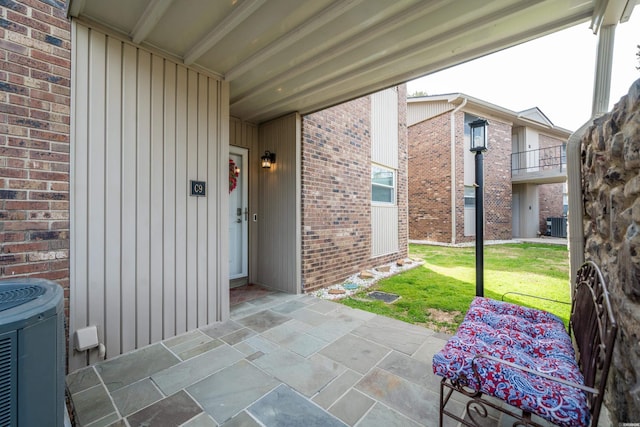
(301, 86), (408, 291)
(0, 0), (71, 315)
(538, 183), (564, 233)
(408, 110), (513, 244)
(482, 118), (513, 241)
(408, 113), (452, 242)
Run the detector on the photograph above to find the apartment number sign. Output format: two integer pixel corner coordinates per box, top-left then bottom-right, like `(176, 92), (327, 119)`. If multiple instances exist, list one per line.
(190, 180), (206, 197)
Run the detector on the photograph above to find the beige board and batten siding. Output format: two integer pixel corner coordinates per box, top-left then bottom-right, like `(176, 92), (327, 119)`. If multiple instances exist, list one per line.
(70, 22), (229, 369)
(407, 100), (454, 126)
(257, 113), (302, 294)
(371, 89), (399, 256)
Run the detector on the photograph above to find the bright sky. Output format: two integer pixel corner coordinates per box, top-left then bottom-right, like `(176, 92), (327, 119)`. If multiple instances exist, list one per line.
(407, 13), (640, 131)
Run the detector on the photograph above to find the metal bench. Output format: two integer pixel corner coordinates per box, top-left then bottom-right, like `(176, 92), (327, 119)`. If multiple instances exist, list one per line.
(432, 261), (617, 427)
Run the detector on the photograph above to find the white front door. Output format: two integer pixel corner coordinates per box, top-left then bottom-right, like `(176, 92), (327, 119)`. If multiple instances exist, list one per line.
(229, 146), (248, 279)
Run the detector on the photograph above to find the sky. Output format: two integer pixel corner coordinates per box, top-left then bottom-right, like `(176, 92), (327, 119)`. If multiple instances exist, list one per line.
(407, 12), (640, 131)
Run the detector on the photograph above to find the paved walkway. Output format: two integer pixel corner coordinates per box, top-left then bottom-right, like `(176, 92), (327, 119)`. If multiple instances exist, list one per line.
(67, 293), (457, 426)
(67, 291), (604, 427)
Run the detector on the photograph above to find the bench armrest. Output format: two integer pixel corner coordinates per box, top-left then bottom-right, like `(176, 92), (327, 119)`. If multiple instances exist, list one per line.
(472, 353), (598, 395)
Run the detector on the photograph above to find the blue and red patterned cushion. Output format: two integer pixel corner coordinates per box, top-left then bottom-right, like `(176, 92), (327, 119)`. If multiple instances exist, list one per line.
(432, 297), (589, 427)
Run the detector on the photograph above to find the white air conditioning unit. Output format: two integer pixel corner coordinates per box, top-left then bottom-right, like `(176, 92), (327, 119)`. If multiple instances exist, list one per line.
(0, 278), (65, 427)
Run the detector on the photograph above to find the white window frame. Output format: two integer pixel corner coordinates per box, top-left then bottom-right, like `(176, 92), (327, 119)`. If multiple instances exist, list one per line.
(371, 163), (396, 205)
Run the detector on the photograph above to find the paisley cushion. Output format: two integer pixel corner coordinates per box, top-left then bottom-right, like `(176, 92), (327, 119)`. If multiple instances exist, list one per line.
(432, 297), (589, 427)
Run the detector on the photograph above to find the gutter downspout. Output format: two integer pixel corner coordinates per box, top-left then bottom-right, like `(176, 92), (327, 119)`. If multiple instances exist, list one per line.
(568, 23), (616, 287)
(450, 98), (467, 244)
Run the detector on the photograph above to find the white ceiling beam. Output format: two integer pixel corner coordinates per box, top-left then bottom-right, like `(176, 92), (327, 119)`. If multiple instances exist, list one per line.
(130, 0), (174, 44)
(184, 0), (266, 66)
(225, 0), (365, 82)
(231, 0), (449, 108)
(246, 2), (576, 122)
(293, 10), (594, 121)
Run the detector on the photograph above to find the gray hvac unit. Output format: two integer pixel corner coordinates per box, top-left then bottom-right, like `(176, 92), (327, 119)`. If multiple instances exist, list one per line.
(0, 278), (65, 427)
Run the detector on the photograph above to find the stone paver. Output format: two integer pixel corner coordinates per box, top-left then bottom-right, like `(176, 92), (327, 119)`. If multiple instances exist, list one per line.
(111, 379), (163, 417)
(187, 360), (279, 424)
(248, 385), (347, 427)
(126, 390), (202, 426)
(67, 293), (475, 427)
(319, 334), (390, 374)
(328, 389), (374, 426)
(95, 343), (180, 392)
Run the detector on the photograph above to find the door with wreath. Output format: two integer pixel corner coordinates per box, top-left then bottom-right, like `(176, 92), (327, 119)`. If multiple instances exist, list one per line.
(229, 146), (248, 280)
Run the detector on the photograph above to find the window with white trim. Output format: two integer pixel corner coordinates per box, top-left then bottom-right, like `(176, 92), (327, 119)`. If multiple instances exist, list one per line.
(371, 164), (395, 204)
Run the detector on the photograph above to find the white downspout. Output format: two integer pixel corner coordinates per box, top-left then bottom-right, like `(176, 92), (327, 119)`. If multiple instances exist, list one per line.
(568, 23), (617, 286)
(450, 98), (467, 244)
(591, 25), (616, 116)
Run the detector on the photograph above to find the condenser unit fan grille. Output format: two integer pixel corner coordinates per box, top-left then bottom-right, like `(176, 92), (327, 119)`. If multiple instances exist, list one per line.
(0, 285), (46, 312)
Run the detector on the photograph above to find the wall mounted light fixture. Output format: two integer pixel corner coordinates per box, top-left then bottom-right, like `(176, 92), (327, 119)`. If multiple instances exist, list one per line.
(261, 151), (276, 168)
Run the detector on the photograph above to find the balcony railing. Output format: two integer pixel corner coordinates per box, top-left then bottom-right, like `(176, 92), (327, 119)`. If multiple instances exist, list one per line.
(511, 144), (566, 176)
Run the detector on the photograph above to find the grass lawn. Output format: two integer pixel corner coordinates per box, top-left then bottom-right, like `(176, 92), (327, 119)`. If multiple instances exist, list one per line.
(339, 243), (571, 333)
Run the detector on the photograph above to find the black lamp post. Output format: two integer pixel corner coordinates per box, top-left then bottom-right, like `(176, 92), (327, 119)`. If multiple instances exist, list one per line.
(469, 119), (488, 297)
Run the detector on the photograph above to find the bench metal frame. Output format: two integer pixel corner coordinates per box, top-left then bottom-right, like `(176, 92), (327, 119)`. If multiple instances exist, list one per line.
(438, 261), (618, 427)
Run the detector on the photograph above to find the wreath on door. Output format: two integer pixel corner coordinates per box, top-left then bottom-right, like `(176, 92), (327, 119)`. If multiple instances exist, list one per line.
(229, 158), (239, 193)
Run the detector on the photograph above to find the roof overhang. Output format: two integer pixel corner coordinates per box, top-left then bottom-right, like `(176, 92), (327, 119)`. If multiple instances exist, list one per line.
(66, 0), (635, 124)
(409, 93), (573, 137)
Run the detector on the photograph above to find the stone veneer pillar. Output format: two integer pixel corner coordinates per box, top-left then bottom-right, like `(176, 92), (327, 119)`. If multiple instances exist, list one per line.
(581, 78), (640, 422)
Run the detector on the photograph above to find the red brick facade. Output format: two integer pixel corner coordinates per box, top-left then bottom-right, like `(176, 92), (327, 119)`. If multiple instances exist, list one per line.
(0, 0), (71, 313)
(301, 86), (408, 291)
(409, 111), (513, 243)
(408, 113), (452, 242)
(482, 118), (513, 241)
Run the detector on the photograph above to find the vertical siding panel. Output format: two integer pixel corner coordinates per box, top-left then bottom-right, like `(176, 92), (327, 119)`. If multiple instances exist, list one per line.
(70, 23), (228, 365)
(87, 30), (106, 365)
(219, 80), (230, 320)
(149, 55), (164, 343)
(136, 50), (152, 348)
(163, 62), (177, 338)
(121, 43), (138, 353)
(174, 66), (188, 335)
(371, 89), (398, 168)
(186, 69), (198, 331)
(196, 74), (208, 326)
(371, 89), (399, 258)
(258, 114), (300, 294)
(104, 36), (122, 357)
(372, 207), (399, 256)
(70, 23), (89, 370)
(229, 117), (238, 146)
(209, 80), (224, 321)
(248, 123), (259, 287)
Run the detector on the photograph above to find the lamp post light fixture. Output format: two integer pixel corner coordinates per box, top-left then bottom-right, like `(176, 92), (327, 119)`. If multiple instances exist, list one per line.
(469, 119), (488, 297)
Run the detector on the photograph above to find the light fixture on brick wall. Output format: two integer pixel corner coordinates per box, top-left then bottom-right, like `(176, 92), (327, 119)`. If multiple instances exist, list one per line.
(469, 118), (488, 297)
(261, 151), (276, 168)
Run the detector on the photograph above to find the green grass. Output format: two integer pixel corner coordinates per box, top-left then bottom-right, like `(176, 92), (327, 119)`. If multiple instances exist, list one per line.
(340, 243), (570, 333)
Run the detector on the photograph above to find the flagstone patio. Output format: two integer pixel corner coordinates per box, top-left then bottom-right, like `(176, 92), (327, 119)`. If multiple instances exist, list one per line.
(66, 291), (568, 427)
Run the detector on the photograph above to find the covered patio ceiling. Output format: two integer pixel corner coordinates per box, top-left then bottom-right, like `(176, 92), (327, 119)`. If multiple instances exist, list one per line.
(66, 0), (634, 124)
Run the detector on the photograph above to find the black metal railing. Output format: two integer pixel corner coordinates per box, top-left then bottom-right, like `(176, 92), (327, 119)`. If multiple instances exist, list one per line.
(511, 144), (566, 175)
